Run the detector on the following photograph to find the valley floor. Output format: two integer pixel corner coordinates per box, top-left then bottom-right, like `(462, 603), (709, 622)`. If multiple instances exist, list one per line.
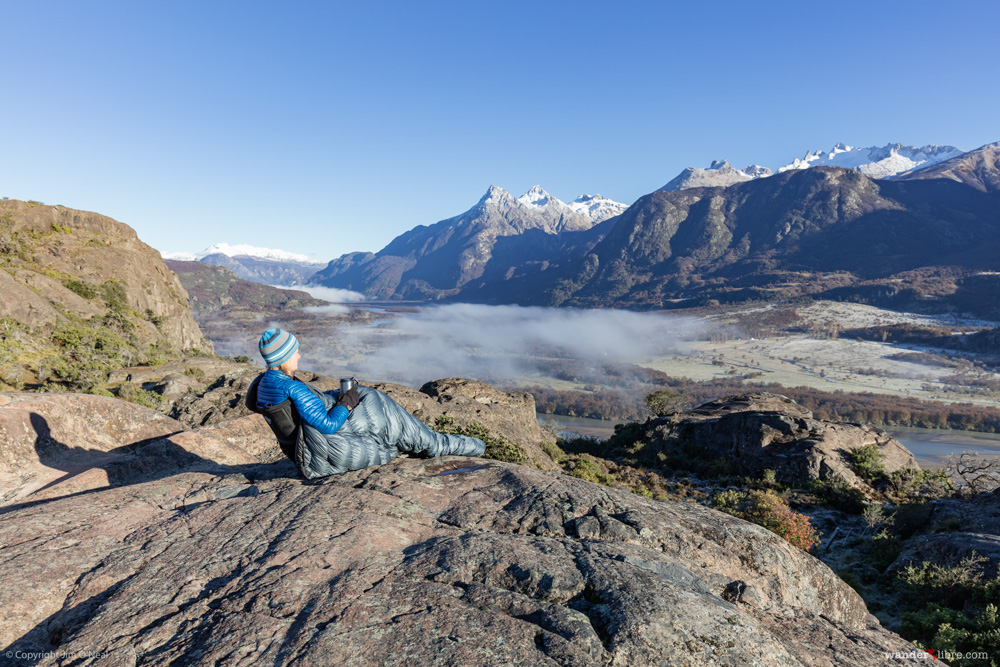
(655, 301), (1000, 407)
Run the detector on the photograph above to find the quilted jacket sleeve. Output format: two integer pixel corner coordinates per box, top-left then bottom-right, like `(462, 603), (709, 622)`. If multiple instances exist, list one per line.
(287, 381), (349, 435)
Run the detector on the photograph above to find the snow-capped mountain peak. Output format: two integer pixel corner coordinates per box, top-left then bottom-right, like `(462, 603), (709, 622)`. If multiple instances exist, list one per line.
(743, 164), (773, 179)
(567, 194), (629, 220)
(160, 243), (320, 264)
(478, 185), (516, 205)
(775, 143), (964, 179)
(476, 185), (625, 223)
(662, 142), (966, 192)
(517, 185), (563, 209)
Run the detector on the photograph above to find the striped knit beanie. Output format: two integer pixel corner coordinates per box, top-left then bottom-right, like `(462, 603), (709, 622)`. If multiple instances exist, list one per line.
(259, 328), (299, 368)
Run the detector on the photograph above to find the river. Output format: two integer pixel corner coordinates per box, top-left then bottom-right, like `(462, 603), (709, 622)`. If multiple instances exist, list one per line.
(536, 414), (1000, 469)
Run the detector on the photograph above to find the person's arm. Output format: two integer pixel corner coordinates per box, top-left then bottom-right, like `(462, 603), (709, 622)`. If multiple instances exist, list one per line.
(287, 381), (349, 435)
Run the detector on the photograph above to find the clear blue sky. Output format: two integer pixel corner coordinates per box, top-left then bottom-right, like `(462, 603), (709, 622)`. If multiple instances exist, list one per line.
(3, 0), (998, 262)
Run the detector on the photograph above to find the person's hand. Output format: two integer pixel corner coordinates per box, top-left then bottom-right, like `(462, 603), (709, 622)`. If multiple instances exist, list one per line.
(337, 386), (360, 412)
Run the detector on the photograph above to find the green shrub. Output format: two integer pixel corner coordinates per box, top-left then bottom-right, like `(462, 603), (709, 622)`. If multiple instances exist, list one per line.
(144, 309), (166, 326)
(809, 478), (868, 514)
(540, 440), (566, 464)
(565, 456), (616, 486)
(114, 383), (163, 409)
(48, 322), (137, 390)
(0, 217), (29, 258)
(644, 389), (685, 417)
(101, 279), (129, 313)
(711, 488), (820, 552)
(891, 554), (1000, 665)
(887, 467), (954, 500)
(895, 553), (995, 609)
(862, 503), (894, 534)
(848, 444), (886, 483)
(433, 415), (526, 464)
(62, 278), (98, 299)
(868, 531), (903, 571)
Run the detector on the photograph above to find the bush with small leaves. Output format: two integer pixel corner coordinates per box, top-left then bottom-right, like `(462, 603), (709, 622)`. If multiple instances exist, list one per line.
(848, 444), (886, 483)
(644, 389), (685, 418)
(114, 383), (163, 410)
(711, 488), (820, 551)
(62, 278), (98, 300)
(433, 415), (526, 464)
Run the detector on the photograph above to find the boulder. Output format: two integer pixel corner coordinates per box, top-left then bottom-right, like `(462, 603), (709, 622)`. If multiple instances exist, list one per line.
(150, 372), (202, 399)
(661, 393), (918, 489)
(0, 451), (921, 665)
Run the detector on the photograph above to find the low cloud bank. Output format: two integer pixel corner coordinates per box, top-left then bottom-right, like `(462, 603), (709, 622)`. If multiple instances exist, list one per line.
(295, 286), (368, 303)
(341, 303), (705, 387)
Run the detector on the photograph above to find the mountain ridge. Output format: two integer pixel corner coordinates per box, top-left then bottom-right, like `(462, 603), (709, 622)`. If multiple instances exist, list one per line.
(309, 185), (626, 299)
(549, 160), (1000, 309)
(660, 142), (965, 192)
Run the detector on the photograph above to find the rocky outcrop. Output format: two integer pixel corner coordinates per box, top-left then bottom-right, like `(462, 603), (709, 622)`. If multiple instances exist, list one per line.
(655, 393), (918, 490)
(0, 199), (210, 354)
(0, 374), (557, 506)
(1, 429), (922, 665)
(110, 365), (560, 467)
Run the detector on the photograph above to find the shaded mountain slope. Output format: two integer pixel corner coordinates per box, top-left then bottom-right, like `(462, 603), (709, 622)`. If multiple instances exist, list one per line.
(896, 141), (1000, 194)
(309, 186), (617, 300)
(550, 166), (1000, 308)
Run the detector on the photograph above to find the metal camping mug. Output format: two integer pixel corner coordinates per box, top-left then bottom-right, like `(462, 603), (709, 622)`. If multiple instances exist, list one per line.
(340, 377), (356, 394)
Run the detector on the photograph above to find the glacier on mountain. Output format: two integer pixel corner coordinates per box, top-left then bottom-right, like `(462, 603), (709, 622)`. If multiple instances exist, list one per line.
(776, 143), (964, 179)
(161, 243), (322, 264)
(661, 142), (965, 192)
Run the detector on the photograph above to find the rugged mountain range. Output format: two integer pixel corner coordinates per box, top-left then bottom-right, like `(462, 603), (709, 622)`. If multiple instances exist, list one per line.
(308, 185), (626, 300)
(661, 143), (964, 192)
(547, 145), (1000, 309)
(308, 142), (1000, 311)
(776, 142), (964, 178)
(163, 243), (325, 285)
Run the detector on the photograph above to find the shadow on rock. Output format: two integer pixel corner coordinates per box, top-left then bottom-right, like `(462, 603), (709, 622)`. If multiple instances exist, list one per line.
(0, 412), (295, 516)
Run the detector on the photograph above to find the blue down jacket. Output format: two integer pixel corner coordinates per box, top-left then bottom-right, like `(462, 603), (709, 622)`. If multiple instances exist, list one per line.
(247, 375), (485, 479)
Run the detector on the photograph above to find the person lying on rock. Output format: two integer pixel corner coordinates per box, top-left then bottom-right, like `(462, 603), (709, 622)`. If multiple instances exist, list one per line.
(246, 328), (486, 479)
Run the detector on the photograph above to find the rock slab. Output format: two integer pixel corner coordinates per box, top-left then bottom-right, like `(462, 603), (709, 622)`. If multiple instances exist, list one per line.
(1, 454), (925, 665)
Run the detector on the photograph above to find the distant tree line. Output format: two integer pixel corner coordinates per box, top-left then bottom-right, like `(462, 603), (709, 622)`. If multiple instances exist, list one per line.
(525, 374), (1000, 433)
